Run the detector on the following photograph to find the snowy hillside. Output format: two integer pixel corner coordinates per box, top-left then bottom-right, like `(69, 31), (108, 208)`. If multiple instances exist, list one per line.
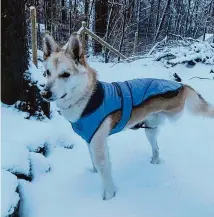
(1, 54), (214, 217)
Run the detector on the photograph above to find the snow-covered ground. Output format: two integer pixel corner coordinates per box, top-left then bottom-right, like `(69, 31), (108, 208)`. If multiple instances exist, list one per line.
(1, 56), (214, 217)
(1, 170), (20, 217)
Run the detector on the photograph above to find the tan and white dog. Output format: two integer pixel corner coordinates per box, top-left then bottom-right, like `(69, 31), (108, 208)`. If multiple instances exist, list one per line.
(41, 33), (214, 200)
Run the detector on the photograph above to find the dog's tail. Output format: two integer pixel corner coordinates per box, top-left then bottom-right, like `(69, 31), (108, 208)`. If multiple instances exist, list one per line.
(185, 85), (214, 118)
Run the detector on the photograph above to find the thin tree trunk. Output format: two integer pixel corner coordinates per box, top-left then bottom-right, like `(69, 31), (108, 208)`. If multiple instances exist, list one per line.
(203, 1), (212, 41)
(146, 0), (154, 44)
(154, 0), (171, 42)
(155, 0), (161, 30)
(118, 1), (127, 61)
(104, 0), (114, 63)
(136, 0), (141, 35)
(88, 0), (95, 28)
(94, 0), (108, 54)
(174, 0), (181, 35)
(61, 0), (66, 22)
(84, 0), (89, 51)
(187, 0), (198, 36)
(192, 0), (199, 37)
(184, 0), (191, 36)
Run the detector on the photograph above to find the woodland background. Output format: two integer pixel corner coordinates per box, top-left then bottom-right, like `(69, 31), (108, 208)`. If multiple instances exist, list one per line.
(2, 0), (214, 117)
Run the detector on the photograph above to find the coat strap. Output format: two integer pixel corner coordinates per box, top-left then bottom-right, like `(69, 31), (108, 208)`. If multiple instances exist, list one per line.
(111, 82), (133, 134)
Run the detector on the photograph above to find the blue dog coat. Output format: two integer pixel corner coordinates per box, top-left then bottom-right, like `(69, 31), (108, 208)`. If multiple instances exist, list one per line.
(71, 78), (182, 143)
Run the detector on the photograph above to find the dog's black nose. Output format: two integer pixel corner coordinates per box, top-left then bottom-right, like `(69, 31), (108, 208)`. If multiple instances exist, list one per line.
(41, 90), (52, 99)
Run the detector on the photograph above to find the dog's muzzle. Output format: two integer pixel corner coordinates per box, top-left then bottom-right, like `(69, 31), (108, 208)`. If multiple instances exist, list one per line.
(40, 90), (52, 100)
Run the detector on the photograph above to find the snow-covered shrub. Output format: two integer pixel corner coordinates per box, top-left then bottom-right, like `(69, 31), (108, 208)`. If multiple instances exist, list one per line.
(154, 41), (214, 68)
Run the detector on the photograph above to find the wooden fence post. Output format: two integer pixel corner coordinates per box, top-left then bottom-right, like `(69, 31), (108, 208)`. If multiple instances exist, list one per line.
(30, 6), (38, 67)
(69, 9), (72, 35)
(133, 32), (138, 54)
(81, 21), (86, 49)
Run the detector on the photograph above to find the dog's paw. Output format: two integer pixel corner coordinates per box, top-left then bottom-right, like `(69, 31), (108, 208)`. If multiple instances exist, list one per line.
(150, 157), (160, 164)
(88, 167), (98, 173)
(102, 190), (116, 200)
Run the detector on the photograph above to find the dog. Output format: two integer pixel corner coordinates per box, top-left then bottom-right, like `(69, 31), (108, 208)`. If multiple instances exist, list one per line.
(41, 33), (214, 200)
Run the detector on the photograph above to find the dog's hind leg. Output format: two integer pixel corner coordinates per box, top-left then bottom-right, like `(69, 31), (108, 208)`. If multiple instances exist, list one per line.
(144, 113), (165, 164)
(145, 126), (160, 164)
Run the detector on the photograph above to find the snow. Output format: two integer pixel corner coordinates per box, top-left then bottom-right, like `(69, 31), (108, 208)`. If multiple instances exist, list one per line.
(1, 170), (20, 217)
(198, 33), (214, 42)
(1, 104), (75, 176)
(2, 139), (30, 177)
(154, 41), (214, 67)
(28, 61), (46, 88)
(2, 51), (214, 217)
(29, 152), (50, 179)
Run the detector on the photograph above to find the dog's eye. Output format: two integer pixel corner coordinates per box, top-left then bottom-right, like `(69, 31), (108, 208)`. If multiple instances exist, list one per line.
(44, 70), (51, 77)
(60, 72), (70, 78)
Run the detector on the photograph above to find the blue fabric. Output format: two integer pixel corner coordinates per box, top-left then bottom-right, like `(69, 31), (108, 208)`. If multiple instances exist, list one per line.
(71, 79), (182, 143)
(126, 78), (182, 106)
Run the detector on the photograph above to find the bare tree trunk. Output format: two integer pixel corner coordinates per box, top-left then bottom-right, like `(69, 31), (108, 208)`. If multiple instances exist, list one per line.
(155, 0), (161, 30)
(192, 0), (199, 37)
(118, 0), (127, 61)
(104, 0), (114, 63)
(186, 1), (194, 36)
(166, 14), (172, 36)
(146, 0), (155, 44)
(136, 0), (141, 35)
(203, 1), (212, 41)
(94, 0), (108, 54)
(194, 13), (206, 38)
(44, 0), (52, 31)
(84, 0), (89, 51)
(154, 0), (171, 42)
(84, 0), (89, 24)
(61, 0), (66, 22)
(88, 0), (95, 28)
(73, 0), (77, 30)
(2, 0), (29, 104)
(174, 0), (181, 35)
(184, 0), (191, 36)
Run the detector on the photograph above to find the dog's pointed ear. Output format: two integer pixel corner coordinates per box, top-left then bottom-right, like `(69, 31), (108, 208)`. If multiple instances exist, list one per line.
(65, 33), (83, 62)
(43, 33), (59, 59)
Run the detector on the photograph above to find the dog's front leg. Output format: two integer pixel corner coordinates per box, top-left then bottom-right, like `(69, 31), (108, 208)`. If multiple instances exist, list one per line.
(87, 144), (98, 173)
(90, 118), (116, 200)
